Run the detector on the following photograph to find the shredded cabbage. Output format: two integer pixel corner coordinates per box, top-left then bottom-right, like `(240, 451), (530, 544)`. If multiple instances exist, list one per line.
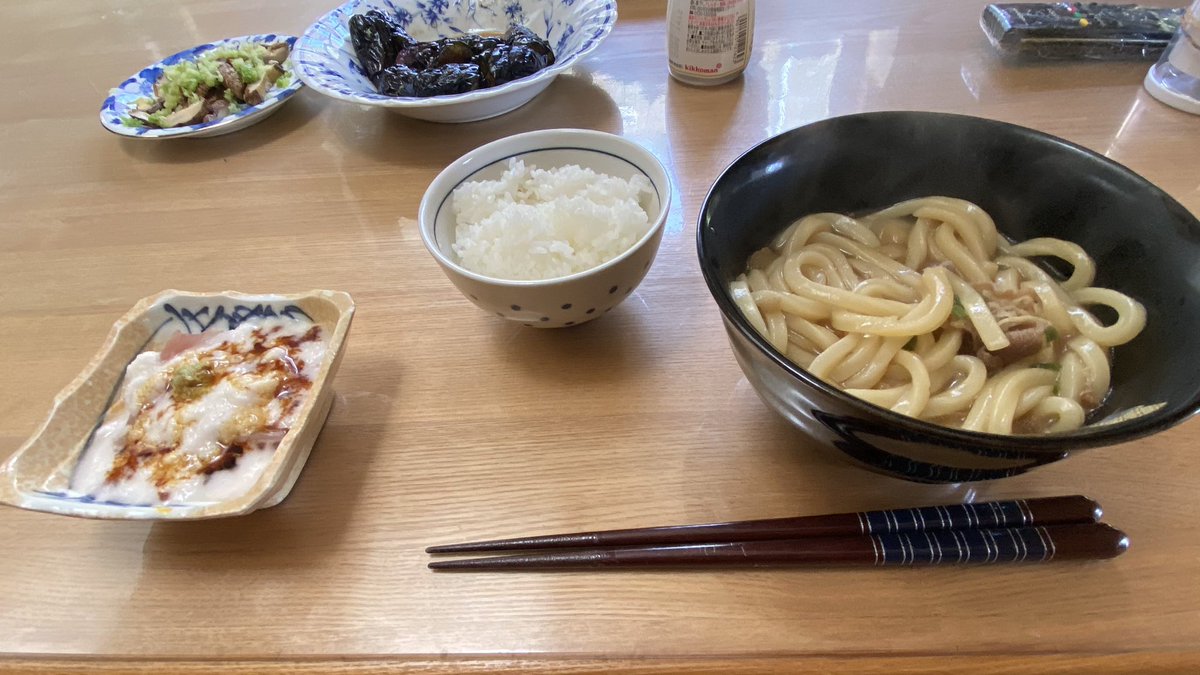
(147, 42), (276, 119)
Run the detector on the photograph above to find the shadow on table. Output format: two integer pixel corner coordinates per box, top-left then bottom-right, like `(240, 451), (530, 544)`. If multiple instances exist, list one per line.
(959, 50), (1155, 101)
(325, 71), (623, 168)
(114, 89), (327, 164)
(489, 298), (651, 387)
(753, 409), (985, 510)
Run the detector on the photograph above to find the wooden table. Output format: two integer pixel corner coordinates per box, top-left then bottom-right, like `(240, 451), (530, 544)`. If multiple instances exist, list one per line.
(2, 1), (1198, 672)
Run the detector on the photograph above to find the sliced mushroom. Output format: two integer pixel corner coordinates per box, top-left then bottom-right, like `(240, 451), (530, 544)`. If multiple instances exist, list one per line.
(134, 98), (164, 115)
(202, 98), (230, 123)
(263, 42), (290, 65)
(242, 65), (282, 105)
(157, 97), (205, 128)
(128, 109), (153, 122)
(264, 62), (285, 85)
(217, 61), (245, 100)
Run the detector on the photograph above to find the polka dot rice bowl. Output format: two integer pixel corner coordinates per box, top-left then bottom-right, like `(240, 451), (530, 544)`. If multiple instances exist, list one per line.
(419, 128), (671, 328)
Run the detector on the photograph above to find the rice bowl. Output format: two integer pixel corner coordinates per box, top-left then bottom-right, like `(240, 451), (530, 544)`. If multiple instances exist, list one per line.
(419, 129), (672, 328)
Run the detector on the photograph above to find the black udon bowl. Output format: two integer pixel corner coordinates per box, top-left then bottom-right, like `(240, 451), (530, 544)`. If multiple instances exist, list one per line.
(697, 111), (1200, 482)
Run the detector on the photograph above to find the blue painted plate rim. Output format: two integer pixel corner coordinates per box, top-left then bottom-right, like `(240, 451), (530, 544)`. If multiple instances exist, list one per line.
(98, 33), (304, 140)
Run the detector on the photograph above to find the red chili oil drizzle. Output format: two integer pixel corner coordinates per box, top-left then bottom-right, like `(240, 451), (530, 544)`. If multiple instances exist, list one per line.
(103, 324), (325, 493)
(200, 443), (245, 475)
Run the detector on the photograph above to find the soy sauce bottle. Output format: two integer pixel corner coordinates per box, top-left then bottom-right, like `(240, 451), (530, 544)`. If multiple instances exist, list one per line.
(667, 0), (756, 85)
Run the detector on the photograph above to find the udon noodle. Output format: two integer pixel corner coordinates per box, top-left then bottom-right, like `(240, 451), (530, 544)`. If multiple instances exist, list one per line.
(730, 197), (1146, 435)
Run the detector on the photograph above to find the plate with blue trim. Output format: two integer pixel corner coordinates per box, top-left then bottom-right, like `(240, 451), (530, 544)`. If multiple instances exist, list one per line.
(99, 33), (304, 140)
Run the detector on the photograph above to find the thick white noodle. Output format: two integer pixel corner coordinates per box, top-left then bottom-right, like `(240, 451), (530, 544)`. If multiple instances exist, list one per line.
(730, 278), (766, 335)
(730, 197), (1146, 435)
(922, 355), (988, 418)
(945, 272), (1010, 351)
(829, 268), (954, 336)
(1066, 287), (1147, 348)
(1007, 238), (1096, 291)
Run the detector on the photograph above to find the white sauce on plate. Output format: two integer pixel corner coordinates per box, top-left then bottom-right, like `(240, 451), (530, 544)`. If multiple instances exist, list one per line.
(69, 318), (326, 505)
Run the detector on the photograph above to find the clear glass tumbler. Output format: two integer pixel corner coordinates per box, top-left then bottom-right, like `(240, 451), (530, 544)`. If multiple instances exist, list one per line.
(1145, 0), (1200, 114)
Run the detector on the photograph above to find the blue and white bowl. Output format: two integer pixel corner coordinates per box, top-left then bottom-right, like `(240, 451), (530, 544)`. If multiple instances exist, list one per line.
(100, 34), (303, 140)
(294, 0), (617, 123)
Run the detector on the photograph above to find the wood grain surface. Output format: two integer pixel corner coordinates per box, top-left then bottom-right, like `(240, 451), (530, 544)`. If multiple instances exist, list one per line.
(1, 0), (1199, 671)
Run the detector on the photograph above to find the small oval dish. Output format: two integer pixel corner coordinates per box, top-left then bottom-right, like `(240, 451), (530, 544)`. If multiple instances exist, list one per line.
(0, 290), (354, 520)
(100, 34), (303, 139)
(294, 0), (617, 123)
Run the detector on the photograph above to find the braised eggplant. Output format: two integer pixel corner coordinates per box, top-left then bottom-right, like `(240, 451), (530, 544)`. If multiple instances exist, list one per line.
(504, 24), (554, 61)
(376, 62), (483, 97)
(348, 10), (415, 81)
(477, 44), (546, 87)
(348, 11), (556, 98)
(417, 63), (484, 95)
(394, 42), (440, 70)
(375, 65), (420, 97)
(431, 40), (475, 67)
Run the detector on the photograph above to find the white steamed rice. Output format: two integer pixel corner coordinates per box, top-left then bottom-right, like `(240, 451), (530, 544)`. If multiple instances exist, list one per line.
(450, 158), (653, 280)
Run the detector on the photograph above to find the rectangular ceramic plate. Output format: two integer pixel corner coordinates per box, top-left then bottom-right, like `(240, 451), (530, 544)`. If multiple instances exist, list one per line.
(0, 290), (354, 520)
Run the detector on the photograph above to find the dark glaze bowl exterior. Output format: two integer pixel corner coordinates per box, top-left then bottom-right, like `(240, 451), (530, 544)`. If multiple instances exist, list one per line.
(698, 111), (1200, 482)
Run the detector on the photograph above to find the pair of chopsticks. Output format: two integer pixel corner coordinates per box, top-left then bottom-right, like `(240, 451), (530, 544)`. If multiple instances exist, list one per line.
(426, 495), (1128, 570)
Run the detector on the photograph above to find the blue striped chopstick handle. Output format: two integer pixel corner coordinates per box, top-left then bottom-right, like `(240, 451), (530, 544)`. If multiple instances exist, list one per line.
(858, 499), (1036, 535)
(871, 526), (1056, 565)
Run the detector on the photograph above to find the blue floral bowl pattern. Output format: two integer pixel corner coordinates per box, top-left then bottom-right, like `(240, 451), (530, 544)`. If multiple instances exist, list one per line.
(99, 34), (303, 140)
(294, 0), (617, 123)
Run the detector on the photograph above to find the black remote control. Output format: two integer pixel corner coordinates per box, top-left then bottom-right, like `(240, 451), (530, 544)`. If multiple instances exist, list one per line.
(982, 3), (1184, 59)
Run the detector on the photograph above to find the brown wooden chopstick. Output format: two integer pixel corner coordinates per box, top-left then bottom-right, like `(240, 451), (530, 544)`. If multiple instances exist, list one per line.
(428, 523), (1129, 570)
(426, 495), (1101, 554)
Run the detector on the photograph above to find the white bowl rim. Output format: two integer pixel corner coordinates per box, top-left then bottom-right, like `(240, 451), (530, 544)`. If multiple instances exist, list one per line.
(293, 0), (618, 109)
(418, 128), (671, 287)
